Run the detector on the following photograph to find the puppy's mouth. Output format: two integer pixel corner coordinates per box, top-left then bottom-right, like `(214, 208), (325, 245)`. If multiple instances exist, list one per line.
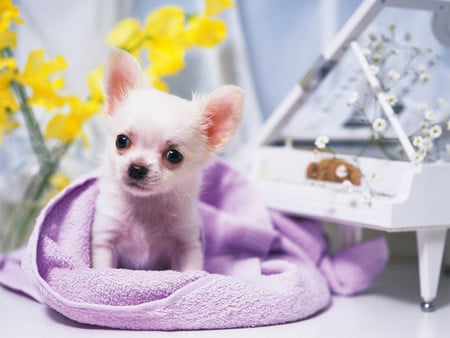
(123, 177), (161, 196)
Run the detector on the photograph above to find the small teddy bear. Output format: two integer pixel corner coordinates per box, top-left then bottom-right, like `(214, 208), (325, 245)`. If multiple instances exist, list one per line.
(306, 158), (361, 186)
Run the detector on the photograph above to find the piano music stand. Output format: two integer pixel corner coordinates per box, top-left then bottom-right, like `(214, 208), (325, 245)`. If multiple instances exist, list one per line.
(250, 0), (450, 311)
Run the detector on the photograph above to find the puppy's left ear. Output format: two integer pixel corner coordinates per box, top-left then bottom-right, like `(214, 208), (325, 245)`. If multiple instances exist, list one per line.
(104, 49), (144, 115)
(199, 85), (244, 152)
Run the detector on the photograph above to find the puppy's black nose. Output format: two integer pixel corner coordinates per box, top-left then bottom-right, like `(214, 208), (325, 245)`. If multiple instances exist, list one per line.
(128, 164), (148, 180)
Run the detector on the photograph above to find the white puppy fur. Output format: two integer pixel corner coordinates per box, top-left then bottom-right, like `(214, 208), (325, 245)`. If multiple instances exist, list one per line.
(91, 49), (243, 271)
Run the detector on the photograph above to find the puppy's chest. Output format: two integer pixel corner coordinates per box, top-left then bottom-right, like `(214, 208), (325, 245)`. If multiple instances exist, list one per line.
(116, 207), (179, 269)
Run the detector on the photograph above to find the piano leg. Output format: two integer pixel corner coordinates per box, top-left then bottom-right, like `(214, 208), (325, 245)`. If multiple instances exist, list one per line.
(416, 228), (448, 312)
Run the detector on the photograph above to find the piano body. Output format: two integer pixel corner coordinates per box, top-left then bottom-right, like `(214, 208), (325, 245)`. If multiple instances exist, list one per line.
(249, 0), (450, 311)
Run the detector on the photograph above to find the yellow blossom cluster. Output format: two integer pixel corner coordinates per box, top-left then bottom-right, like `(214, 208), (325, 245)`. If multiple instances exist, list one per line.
(107, 0), (233, 91)
(2, 48), (99, 144)
(0, 3), (97, 144)
(0, 0), (22, 140)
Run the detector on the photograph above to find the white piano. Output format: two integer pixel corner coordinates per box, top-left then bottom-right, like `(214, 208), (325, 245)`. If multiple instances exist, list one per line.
(249, 0), (450, 311)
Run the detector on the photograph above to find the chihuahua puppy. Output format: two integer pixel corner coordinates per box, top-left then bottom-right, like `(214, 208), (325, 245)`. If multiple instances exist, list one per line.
(91, 49), (243, 271)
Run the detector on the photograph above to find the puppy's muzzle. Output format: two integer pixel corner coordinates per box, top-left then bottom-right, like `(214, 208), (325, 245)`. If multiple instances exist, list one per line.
(128, 164), (149, 180)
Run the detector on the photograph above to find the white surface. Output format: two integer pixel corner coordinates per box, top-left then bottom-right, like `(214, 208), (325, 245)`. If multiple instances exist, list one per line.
(0, 260), (449, 338)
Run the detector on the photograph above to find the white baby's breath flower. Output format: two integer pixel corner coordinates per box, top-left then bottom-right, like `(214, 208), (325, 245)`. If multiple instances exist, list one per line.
(424, 110), (436, 122)
(420, 72), (430, 84)
(342, 180), (354, 193)
(388, 69), (400, 81)
(429, 125), (442, 139)
(413, 136), (425, 148)
(368, 65), (380, 75)
(335, 164), (348, 179)
(386, 94), (397, 106)
(314, 136), (329, 149)
(391, 48), (400, 55)
(372, 118), (387, 133)
(413, 148), (427, 163)
(371, 53), (382, 63)
(438, 98), (448, 109)
(424, 136), (433, 150)
(415, 135), (433, 150)
(446, 121), (450, 131)
(347, 91), (359, 105)
(369, 172), (378, 181)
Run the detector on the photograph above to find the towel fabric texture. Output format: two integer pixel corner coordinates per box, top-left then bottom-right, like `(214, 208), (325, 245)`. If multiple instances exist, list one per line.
(0, 159), (388, 330)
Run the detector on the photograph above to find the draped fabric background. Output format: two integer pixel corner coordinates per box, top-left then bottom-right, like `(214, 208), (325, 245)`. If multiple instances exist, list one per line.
(3, 0), (450, 260)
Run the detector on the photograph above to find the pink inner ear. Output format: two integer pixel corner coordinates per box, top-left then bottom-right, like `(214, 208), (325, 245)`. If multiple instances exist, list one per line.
(105, 71), (127, 113)
(203, 86), (243, 151)
(205, 99), (236, 149)
(104, 50), (142, 114)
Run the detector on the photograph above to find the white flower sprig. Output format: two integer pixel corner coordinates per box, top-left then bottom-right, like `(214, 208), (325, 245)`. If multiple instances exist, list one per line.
(314, 136), (329, 149)
(346, 24), (448, 163)
(372, 118), (387, 133)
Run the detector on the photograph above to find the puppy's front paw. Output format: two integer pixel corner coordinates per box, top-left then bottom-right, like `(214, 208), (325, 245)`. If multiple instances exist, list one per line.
(91, 245), (116, 268)
(173, 246), (204, 272)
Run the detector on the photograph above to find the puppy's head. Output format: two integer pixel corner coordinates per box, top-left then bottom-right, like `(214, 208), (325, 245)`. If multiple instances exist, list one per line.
(103, 49), (243, 197)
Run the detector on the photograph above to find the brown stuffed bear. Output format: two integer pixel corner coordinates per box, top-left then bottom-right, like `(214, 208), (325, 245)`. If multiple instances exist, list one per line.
(306, 158), (361, 186)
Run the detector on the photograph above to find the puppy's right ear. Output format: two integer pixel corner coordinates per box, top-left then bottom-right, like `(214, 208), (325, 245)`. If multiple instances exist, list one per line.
(104, 49), (143, 115)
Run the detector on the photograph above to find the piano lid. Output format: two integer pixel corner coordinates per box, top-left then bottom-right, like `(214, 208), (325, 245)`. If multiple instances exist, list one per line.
(255, 0), (450, 164)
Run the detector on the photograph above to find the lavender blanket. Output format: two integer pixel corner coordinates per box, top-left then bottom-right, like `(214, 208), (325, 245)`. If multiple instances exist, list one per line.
(1, 159), (388, 330)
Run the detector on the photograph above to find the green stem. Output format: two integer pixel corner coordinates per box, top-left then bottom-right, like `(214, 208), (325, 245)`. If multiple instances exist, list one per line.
(0, 143), (69, 251)
(0, 47), (68, 251)
(15, 163), (58, 241)
(357, 135), (375, 157)
(3, 47), (53, 168)
(376, 138), (398, 160)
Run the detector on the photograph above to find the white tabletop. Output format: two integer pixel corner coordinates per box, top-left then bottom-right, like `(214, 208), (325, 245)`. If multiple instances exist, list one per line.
(1, 260), (450, 338)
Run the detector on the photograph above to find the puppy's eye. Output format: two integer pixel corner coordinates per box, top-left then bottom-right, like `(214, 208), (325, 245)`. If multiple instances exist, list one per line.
(165, 149), (183, 164)
(116, 134), (130, 149)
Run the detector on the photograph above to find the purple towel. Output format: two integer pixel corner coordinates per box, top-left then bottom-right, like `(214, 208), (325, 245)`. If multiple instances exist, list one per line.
(1, 159), (388, 330)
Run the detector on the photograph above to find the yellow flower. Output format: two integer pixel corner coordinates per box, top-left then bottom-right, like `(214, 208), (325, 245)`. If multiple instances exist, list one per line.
(142, 5), (196, 80)
(0, 57), (19, 141)
(50, 172), (70, 191)
(0, 110), (18, 142)
(106, 18), (144, 53)
(0, 57), (17, 69)
(204, 0), (234, 17)
(45, 112), (80, 143)
(44, 96), (97, 144)
(0, 0), (23, 32)
(0, 101), (19, 142)
(148, 40), (186, 77)
(18, 49), (68, 109)
(144, 5), (189, 47)
(104, 1), (233, 92)
(187, 16), (227, 47)
(87, 66), (104, 103)
(43, 172), (71, 203)
(0, 29), (16, 49)
(151, 77), (169, 92)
